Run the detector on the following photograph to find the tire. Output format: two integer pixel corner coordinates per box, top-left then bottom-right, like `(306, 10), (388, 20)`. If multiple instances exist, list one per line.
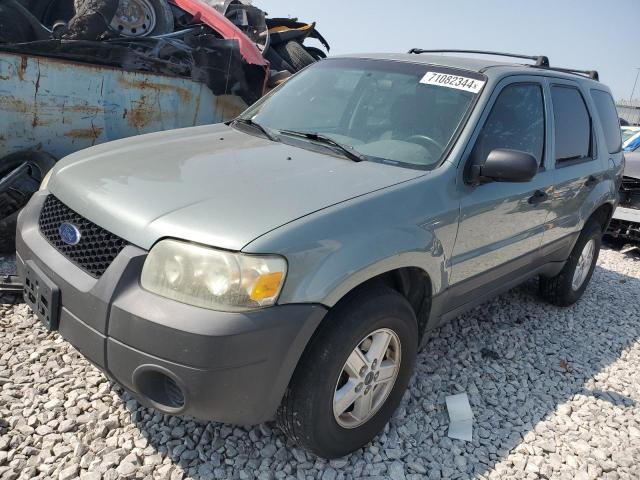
(274, 40), (316, 72)
(277, 286), (418, 458)
(0, 151), (56, 254)
(110, 0), (174, 37)
(539, 219), (602, 307)
(264, 47), (294, 73)
(304, 46), (327, 61)
(0, 210), (19, 254)
(0, 3), (38, 43)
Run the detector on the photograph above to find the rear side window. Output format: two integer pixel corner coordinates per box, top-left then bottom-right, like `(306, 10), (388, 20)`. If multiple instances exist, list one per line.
(591, 89), (622, 154)
(551, 86), (592, 162)
(471, 83), (545, 166)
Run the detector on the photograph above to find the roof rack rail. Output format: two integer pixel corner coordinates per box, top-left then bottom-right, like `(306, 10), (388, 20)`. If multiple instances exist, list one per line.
(542, 66), (599, 81)
(407, 49), (550, 67)
(407, 49), (600, 81)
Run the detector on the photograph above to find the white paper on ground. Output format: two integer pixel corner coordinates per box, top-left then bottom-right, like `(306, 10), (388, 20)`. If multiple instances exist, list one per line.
(446, 393), (474, 441)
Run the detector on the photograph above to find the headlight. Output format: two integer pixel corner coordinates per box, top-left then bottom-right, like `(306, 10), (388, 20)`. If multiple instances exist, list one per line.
(141, 239), (287, 312)
(39, 169), (54, 191)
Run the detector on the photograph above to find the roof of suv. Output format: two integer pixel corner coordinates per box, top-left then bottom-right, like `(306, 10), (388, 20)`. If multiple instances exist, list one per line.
(334, 52), (603, 86)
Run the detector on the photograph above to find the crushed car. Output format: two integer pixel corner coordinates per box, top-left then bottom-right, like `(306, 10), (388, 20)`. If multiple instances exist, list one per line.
(0, 0), (330, 251)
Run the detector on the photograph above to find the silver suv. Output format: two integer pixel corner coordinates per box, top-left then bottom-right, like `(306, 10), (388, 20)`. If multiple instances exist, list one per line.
(16, 50), (624, 458)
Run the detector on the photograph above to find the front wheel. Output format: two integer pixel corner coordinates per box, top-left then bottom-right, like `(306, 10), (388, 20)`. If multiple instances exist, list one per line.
(539, 219), (602, 307)
(277, 286), (418, 458)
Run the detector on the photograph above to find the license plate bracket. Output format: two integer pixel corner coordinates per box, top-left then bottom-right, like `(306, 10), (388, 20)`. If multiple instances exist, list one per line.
(23, 261), (60, 331)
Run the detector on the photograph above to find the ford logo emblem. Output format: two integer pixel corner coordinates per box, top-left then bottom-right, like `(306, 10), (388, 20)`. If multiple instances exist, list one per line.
(58, 223), (81, 246)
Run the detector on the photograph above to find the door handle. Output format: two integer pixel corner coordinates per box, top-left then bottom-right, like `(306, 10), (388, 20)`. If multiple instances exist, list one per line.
(585, 175), (599, 188)
(528, 190), (549, 205)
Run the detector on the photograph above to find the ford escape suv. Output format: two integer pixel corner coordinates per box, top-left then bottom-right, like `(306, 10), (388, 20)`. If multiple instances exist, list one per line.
(16, 50), (623, 458)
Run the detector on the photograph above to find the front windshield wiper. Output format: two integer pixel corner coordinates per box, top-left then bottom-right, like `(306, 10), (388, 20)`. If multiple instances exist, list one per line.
(279, 130), (367, 162)
(231, 118), (278, 142)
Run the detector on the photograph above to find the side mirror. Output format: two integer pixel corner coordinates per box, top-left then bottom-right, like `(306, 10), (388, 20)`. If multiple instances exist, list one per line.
(479, 149), (538, 183)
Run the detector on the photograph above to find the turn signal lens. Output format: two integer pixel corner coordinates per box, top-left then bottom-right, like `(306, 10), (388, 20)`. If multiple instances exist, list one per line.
(250, 272), (285, 301)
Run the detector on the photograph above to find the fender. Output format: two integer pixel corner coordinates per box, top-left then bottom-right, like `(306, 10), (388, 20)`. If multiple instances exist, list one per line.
(242, 171), (460, 308)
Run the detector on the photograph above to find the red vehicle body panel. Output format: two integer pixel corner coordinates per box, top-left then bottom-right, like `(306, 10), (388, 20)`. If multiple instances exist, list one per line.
(170, 0), (269, 68)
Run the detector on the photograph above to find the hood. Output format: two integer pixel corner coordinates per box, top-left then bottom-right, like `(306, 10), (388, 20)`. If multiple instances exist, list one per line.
(49, 124), (424, 251)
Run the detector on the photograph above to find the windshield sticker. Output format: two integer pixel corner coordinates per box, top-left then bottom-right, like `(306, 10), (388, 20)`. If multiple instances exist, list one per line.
(420, 72), (485, 93)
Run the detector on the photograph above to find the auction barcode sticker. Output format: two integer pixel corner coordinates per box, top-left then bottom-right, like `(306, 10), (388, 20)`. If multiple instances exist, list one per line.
(420, 72), (485, 93)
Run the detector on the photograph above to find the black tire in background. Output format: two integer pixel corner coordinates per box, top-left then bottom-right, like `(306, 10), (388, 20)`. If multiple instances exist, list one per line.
(109, 0), (174, 37)
(277, 286), (418, 458)
(0, 210), (20, 255)
(264, 47), (295, 73)
(0, 2), (41, 43)
(0, 152), (56, 253)
(539, 219), (603, 307)
(274, 40), (316, 72)
(304, 46), (327, 61)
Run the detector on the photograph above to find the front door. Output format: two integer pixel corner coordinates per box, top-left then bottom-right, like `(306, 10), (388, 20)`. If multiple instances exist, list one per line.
(449, 78), (555, 306)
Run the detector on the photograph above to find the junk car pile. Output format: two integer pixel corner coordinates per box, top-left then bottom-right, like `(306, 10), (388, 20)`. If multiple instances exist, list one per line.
(0, 0), (329, 251)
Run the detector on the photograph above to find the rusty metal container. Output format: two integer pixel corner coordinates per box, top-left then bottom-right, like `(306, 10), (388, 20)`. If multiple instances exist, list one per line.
(0, 51), (247, 160)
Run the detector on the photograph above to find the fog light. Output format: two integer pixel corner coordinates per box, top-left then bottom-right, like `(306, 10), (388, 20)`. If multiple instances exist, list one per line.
(134, 368), (185, 411)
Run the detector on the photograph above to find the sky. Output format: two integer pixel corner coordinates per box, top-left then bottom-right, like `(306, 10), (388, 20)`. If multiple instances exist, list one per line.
(258, 0), (640, 103)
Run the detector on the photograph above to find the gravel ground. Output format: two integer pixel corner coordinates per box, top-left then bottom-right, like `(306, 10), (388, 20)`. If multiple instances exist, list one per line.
(1, 248), (639, 480)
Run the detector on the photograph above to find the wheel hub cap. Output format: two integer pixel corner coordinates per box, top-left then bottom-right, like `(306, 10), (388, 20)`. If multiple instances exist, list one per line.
(333, 328), (401, 429)
(572, 239), (595, 291)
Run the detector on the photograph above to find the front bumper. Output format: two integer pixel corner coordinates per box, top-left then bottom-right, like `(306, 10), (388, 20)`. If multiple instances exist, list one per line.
(16, 193), (326, 424)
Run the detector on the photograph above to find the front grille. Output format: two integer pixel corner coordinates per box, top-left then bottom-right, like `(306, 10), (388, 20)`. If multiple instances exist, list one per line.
(38, 195), (127, 278)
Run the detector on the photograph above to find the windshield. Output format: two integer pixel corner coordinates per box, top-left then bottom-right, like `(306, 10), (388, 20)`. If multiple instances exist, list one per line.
(240, 58), (484, 169)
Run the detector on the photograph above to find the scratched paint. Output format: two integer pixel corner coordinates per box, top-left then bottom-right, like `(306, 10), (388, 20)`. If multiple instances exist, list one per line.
(0, 52), (248, 161)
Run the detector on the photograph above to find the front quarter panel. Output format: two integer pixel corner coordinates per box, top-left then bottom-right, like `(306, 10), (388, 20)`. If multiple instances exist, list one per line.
(242, 168), (459, 307)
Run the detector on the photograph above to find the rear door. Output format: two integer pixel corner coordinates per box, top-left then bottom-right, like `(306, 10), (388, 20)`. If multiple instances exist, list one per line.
(450, 76), (555, 297)
(540, 80), (611, 258)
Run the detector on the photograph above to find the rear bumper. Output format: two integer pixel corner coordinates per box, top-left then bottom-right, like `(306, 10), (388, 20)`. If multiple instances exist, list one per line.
(16, 193), (326, 424)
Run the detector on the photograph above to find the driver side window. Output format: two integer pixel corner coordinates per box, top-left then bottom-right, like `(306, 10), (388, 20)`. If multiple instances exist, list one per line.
(471, 83), (545, 167)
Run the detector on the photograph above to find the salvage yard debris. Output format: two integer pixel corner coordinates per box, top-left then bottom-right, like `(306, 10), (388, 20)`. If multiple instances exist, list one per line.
(1, 0), (330, 103)
(445, 393), (474, 442)
(0, 0), (330, 252)
(0, 274), (21, 294)
(607, 149), (640, 243)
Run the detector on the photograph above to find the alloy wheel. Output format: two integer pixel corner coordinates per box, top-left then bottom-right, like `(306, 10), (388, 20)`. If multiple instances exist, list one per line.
(333, 328), (401, 429)
(572, 238), (595, 291)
